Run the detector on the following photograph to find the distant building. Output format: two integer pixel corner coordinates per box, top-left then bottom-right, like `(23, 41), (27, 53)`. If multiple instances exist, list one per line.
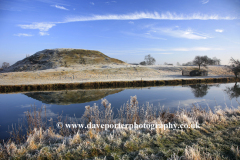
(128, 63), (139, 65)
(182, 69), (208, 76)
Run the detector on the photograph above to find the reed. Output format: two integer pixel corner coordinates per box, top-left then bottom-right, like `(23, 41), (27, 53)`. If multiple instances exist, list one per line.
(1, 96), (240, 159)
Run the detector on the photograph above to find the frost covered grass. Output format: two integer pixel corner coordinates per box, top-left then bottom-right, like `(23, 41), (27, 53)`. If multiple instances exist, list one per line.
(1, 96), (240, 159)
(0, 65), (238, 92)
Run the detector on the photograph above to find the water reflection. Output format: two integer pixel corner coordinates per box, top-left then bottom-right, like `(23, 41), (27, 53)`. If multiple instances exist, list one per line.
(224, 82), (240, 99)
(24, 88), (124, 105)
(189, 84), (220, 98)
(23, 84), (225, 105)
(1, 83), (240, 140)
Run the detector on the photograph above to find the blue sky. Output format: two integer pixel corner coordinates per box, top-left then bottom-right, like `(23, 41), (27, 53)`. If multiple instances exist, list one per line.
(0, 0), (240, 65)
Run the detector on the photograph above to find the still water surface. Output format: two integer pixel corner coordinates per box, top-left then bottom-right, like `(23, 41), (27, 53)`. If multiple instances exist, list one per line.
(0, 82), (239, 139)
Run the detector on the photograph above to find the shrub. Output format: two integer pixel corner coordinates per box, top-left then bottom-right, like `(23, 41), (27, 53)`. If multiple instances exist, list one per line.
(2, 62), (10, 69)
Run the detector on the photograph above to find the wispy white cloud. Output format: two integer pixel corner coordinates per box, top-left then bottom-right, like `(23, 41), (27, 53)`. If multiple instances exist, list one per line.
(201, 0), (209, 4)
(18, 22), (56, 32)
(14, 33), (33, 37)
(105, 1), (116, 4)
(215, 29), (224, 33)
(129, 21), (134, 24)
(150, 27), (211, 40)
(90, 2), (94, 5)
(65, 12), (236, 22)
(51, 4), (68, 10)
(17, 12), (237, 35)
(125, 25), (210, 40)
(39, 32), (50, 36)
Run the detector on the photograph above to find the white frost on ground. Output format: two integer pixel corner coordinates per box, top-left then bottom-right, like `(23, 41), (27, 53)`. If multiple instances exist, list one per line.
(0, 65), (234, 85)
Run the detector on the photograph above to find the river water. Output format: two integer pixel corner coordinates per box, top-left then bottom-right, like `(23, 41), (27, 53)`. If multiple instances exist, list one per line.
(0, 82), (239, 139)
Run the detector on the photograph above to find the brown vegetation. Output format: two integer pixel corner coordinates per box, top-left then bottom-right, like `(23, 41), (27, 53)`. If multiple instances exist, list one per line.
(0, 77), (239, 93)
(1, 96), (240, 159)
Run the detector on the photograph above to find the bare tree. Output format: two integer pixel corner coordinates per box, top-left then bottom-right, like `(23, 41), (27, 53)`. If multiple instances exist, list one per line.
(184, 56), (220, 67)
(229, 57), (240, 78)
(144, 54), (156, 65)
(192, 56), (209, 70)
(2, 62), (10, 69)
(207, 57), (221, 65)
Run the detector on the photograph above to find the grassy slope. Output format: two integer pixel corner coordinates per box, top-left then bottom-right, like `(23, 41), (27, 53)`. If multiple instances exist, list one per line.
(59, 49), (125, 66)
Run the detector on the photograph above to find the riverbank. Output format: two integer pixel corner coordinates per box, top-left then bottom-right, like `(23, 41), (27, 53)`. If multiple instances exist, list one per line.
(0, 65), (238, 93)
(0, 77), (239, 93)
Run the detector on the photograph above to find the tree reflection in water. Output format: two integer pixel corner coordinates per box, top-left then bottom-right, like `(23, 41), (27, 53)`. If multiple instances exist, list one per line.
(224, 82), (240, 100)
(189, 84), (220, 98)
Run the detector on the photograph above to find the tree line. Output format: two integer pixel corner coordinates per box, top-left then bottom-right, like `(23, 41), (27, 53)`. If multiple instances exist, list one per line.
(182, 56), (221, 69)
(139, 54), (239, 77)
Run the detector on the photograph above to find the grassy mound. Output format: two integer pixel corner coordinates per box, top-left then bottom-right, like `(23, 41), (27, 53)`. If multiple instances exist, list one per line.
(3, 48), (125, 72)
(58, 49), (124, 66)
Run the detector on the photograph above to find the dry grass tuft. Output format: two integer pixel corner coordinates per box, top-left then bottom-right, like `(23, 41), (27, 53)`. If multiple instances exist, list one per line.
(5, 142), (17, 156)
(70, 132), (81, 145)
(184, 145), (201, 160)
(155, 118), (167, 134)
